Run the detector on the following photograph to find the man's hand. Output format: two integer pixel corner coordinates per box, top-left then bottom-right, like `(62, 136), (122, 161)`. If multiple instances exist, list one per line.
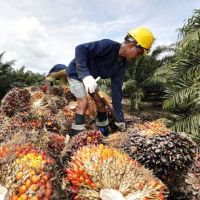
(82, 75), (98, 93)
(115, 122), (127, 132)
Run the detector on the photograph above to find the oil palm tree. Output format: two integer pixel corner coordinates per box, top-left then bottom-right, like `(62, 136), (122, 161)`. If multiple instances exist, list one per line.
(163, 9), (200, 136)
(0, 52), (15, 99)
(123, 45), (174, 110)
(163, 39), (200, 135)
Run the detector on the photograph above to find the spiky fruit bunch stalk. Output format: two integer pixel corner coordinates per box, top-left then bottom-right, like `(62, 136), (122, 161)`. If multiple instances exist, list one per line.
(65, 144), (168, 200)
(107, 120), (197, 179)
(0, 144), (55, 200)
(66, 130), (104, 159)
(134, 120), (171, 136)
(1, 88), (31, 117)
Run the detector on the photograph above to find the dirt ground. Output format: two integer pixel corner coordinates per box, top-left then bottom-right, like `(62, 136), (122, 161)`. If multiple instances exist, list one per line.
(122, 99), (169, 122)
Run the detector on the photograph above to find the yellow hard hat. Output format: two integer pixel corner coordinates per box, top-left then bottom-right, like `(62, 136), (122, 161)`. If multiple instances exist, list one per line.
(128, 27), (155, 55)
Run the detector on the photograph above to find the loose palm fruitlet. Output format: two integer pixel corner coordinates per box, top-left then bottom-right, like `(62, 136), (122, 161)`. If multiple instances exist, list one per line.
(107, 120), (197, 178)
(65, 144), (168, 200)
(0, 144), (55, 200)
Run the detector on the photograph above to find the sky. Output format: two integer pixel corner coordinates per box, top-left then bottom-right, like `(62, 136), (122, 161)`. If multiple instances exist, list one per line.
(0, 0), (200, 74)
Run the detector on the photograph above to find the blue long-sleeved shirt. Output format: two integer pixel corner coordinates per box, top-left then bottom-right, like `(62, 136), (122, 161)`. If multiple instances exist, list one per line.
(67, 39), (127, 122)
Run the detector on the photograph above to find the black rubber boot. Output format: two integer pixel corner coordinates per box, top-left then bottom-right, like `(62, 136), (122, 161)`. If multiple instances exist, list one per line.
(96, 112), (109, 136)
(98, 126), (110, 136)
(69, 128), (84, 137)
(69, 113), (86, 137)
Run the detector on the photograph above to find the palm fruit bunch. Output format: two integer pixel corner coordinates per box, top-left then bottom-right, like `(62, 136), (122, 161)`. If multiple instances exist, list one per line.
(107, 120), (197, 179)
(65, 144), (168, 200)
(54, 110), (73, 132)
(46, 96), (67, 114)
(1, 88), (31, 117)
(0, 144), (55, 200)
(0, 145), (9, 158)
(170, 153), (200, 200)
(10, 112), (42, 132)
(27, 85), (46, 93)
(44, 113), (62, 133)
(66, 130), (105, 159)
(124, 113), (142, 128)
(47, 133), (65, 158)
(48, 85), (64, 96)
(62, 85), (76, 101)
(105, 132), (126, 149)
(0, 114), (11, 142)
(85, 95), (97, 120)
(183, 153), (200, 199)
(0, 112), (41, 143)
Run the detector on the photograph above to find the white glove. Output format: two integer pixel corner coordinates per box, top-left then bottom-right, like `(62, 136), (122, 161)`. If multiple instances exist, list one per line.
(100, 189), (126, 200)
(82, 75), (98, 93)
(0, 185), (8, 200)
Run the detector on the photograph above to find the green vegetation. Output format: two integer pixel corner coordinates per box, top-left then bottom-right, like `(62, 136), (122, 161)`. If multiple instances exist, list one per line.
(1, 9), (199, 142)
(0, 52), (44, 99)
(123, 9), (200, 139)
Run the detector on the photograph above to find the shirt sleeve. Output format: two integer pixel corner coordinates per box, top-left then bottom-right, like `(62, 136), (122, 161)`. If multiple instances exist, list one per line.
(111, 66), (126, 122)
(75, 39), (113, 79)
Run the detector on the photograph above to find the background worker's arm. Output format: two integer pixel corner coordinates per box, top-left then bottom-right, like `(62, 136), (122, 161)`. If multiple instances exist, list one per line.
(45, 69), (67, 86)
(111, 68), (127, 131)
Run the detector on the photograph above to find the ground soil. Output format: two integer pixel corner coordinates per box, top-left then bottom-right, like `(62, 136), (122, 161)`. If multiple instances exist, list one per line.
(122, 99), (170, 122)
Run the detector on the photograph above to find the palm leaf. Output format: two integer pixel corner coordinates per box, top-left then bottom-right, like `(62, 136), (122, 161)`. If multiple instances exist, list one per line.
(167, 112), (200, 134)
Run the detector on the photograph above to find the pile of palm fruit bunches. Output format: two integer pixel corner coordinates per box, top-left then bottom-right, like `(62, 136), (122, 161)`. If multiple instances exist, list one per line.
(0, 85), (199, 200)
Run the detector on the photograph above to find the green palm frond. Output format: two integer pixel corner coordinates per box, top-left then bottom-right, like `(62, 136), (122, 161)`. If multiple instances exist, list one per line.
(123, 79), (137, 93)
(149, 45), (175, 61)
(178, 9), (200, 47)
(130, 88), (144, 111)
(144, 63), (172, 88)
(163, 83), (199, 111)
(166, 112), (200, 134)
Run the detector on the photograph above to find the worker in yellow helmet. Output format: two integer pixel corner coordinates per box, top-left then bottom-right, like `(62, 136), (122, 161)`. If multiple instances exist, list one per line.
(67, 27), (154, 135)
(127, 27), (154, 55)
(67, 27), (154, 136)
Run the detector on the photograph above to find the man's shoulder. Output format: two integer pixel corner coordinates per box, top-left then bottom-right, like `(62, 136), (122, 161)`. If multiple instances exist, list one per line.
(98, 39), (120, 45)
